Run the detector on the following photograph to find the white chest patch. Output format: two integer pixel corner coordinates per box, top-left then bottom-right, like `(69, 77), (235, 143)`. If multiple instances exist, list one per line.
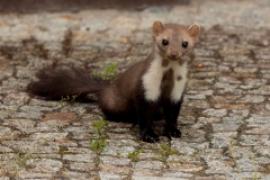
(142, 55), (164, 101)
(142, 55), (188, 102)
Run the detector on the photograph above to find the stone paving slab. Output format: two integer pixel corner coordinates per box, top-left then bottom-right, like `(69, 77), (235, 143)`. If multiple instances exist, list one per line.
(0, 0), (270, 179)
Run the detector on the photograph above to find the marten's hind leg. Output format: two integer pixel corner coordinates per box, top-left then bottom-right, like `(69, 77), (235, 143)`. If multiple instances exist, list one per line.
(98, 86), (134, 122)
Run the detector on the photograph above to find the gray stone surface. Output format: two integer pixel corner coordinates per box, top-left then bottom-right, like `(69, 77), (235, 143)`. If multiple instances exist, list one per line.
(0, 0), (270, 179)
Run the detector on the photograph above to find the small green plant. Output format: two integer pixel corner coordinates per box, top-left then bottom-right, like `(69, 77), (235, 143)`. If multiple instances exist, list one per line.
(61, 95), (78, 103)
(90, 137), (107, 154)
(251, 173), (262, 180)
(0, 152), (33, 176)
(116, 152), (121, 157)
(60, 95), (79, 107)
(59, 146), (69, 155)
(158, 143), (178, 162)
(15, 152), (32, 168)
(60, 95), (78, 107)
(92, 63), (118, 80)
(92, 119), (108, 136)
(128, 149), (143, 162)
(89, 118), (108, 154)
(249, 148), (261, 180)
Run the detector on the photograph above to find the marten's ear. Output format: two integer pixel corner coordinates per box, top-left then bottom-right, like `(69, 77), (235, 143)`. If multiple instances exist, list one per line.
(153, 21), (164, 35)
(187, 24), (200, 40)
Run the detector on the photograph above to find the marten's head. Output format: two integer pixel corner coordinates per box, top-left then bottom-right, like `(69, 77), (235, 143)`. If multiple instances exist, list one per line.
(153, 21), (200, 62)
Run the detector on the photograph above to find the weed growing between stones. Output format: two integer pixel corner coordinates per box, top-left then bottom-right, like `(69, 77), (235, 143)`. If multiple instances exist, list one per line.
(15, 152), (32, 168)
(1, 152), (35, 176)
(252, 173), (262, 180)
(250, 150), (262, 180)
(59, 146), (69, 155)
(92, 118), (108, 135)
(92, 63), (118, 80)
(128, 149), (144, 162)
(59, 95), (78, 107)
(90, 138), (107, 154)
(89, 118), (108, 154)
(224, 139), (237, 162)
(21, 37), (49, 59)
(158, 143), (179, 162)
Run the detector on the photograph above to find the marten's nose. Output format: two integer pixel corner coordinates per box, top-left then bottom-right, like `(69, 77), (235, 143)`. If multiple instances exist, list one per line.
(169, 53), (178, 60)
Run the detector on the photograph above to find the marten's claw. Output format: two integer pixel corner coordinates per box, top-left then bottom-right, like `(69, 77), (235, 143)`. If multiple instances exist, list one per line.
(171, 128), (181, 138)
(141, 130), (159, 143)
(164, 128), (181, 138)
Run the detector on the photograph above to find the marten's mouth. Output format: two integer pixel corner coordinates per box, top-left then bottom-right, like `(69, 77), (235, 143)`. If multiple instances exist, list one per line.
(167, 53), (182, 61)
(168, 56), (180, 61)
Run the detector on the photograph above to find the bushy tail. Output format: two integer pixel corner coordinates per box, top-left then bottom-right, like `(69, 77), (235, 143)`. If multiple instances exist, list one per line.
(27, 65), (109, 101)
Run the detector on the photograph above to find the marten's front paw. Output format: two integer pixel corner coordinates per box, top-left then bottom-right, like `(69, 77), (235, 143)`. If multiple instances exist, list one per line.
(141, 130), (159, 143)
(170, 128), (181, 138)
(164, 127), (181, 138)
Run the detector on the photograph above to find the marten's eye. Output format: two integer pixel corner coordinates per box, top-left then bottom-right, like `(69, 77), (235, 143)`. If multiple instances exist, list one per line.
(162, 39), (169, 46)
(182, 41), (188, 48)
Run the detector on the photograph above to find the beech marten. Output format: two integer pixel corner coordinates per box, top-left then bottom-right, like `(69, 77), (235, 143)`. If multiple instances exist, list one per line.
(27, 21), (200, 143)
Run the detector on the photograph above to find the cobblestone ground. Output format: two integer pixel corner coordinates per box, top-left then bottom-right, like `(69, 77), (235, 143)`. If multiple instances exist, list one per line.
(0, 0), (270, 179)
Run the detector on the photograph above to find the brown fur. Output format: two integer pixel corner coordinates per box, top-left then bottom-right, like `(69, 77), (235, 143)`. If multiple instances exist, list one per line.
(98, 53), (153, 121)
(160, 68), (174, 99)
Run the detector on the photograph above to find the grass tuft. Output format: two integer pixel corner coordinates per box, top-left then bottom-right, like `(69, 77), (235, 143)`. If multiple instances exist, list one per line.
(92, 63), (118, 80)
(128, 149), (143, 162)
